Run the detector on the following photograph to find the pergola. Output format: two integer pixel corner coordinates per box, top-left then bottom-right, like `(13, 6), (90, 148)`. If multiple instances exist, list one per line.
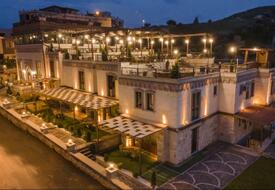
(99, 114), (166, 175)
(236, 105), (275, 145)
(38, 87), (119, 122)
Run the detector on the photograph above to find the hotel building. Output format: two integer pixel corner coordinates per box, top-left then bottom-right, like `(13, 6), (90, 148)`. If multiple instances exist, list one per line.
(12, 8), (275, 165)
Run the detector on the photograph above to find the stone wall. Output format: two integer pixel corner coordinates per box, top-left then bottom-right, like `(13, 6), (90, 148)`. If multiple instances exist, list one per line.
(0, 107), (123, 190)
(166, 115), (218, 165)
(98, 134), (121, 153)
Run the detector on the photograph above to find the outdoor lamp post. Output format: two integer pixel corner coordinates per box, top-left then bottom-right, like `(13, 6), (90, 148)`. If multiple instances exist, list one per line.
(209, 38), (214, 56)
(150, 40), (155, 56)
(173, 49), (179, 58)
(229, 46), (238, 72)
(170, 39), (175, 55)
(84, 34), (90, 52)
(91, 38), (96, 61)
(159, 37), (164, 55)
(202, 38), (207, 50)
(138, 38), (143, 57)
(115, 36), (119, 52)
(185, 39), (190, 56)
(106, 37), (111, 52)
(165, 40), (169, 56)
(58, 33), (62, 50)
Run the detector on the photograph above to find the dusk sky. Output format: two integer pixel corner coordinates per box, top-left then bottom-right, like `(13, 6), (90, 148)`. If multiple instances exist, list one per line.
(1, 0), (275, 29)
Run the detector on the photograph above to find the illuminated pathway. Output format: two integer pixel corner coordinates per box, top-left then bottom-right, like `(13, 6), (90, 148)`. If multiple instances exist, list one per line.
(0, 114), (104, 189)
(159, 143), (258, 190)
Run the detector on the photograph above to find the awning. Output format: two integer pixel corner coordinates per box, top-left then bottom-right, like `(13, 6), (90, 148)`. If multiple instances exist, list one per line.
(99, 114), (166, 139)
(39, 87), (119, 110)
(237, 106), (275, 125)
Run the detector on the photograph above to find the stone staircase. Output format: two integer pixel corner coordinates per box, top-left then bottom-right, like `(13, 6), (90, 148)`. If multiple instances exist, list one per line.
(79, 146), (96, 161)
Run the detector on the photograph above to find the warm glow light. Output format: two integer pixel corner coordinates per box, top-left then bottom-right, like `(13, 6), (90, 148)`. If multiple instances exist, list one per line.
(125, 109), (129, 114)
(44, 34), (48, 38)
(58, 33), (62, 38)
(98, 115), (101, 122)
(171, 39), (175, 44)
(125, 136), (132, 147)
(138, 39), (142, 44)
(185, 39), (190, 44)
(202, 38), (207, 43)
(68, 139), (73, 144)
(173, 49), (179, 55)
(209, 38), (214, 43)
(115, 36), (119, 41)
(165, 40), (169, 45)
(151, 40), (155, 45)
(203, 49), (208, 53)
(74, 106), (78, 112)
(229, 46), (237, 54)
(95, 11), (100, 16)
(253, 99), (259, 105)
(240, 102), (245, 111)
(76, 40), (81, 45)
(91, 38), (96, 43)
(101, 89), (104, 96)
(159, 38), (164, 42)
(106, 37), (111, 43)
(119, 39), (124, 44)
(22, 69), (26, 74)
(162, 114), (167, 124)
(127, 36), (132, 42)
(84, 34), (90, 39)
(253, 47), (259, 51)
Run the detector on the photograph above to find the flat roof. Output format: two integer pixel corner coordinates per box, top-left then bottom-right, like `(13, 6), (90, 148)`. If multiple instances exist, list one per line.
(39, 87), (118, 110)
(99, 114), (166, 139)
(237, 105), (275, 125)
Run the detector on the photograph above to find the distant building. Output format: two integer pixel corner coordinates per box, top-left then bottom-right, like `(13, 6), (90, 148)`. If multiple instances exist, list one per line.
(0, 30), (15, 60)
(13, 5), (124, 36)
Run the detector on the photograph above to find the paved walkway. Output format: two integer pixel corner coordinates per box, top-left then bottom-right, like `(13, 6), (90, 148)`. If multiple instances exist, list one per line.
(264, 144), (275, 159)
(159, 143), (258, 190)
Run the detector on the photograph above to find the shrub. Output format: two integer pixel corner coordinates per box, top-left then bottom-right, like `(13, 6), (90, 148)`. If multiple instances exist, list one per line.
(133, 172), (139, 178)
(151, 171), (157, 188)
(84, 130), (92, 142)
(170, 63), (180, 79)
(104, 154), (109, 161)
(6, 86), (12, 95)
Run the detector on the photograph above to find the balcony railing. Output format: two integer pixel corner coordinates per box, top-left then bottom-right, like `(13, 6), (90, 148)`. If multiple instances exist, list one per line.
(121, 64), (220, 79)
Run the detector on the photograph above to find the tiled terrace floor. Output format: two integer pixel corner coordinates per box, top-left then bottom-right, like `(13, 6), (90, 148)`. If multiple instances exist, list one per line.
(159, 143), (258, 190)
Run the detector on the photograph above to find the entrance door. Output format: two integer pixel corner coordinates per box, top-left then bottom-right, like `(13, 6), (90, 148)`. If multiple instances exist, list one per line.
(191, 127), (198, 154)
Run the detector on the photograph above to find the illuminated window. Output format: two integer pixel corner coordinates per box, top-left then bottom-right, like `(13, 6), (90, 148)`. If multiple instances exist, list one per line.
(213, 85), (217, 96)
(135, 91), (143, 109)
(78, 71), (85, 90)
(191, 91), (201, 121)
(146, 92), (155, 111)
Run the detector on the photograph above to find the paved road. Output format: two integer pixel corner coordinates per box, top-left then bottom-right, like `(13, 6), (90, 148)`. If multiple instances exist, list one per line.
(159, 143), (258, 190)
(0, 114), (104, 189)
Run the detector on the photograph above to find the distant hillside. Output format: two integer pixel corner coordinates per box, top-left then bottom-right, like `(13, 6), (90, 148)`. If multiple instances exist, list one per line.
(144, 6), (275, 54)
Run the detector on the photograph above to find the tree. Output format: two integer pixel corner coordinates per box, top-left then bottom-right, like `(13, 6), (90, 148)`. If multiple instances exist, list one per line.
(208, 19), (212, 24)
(144, 23), (151, 28)
(101, 47), (108, 61)
(167, 19), (177, 26)
(6, 86), (12, 95)
(193, 17), (199, 24)
(151, 171), (157, 189)
(170, 63), (181, 79)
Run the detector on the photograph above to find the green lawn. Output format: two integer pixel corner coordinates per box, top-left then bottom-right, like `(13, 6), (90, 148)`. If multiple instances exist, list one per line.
(225, 157), (275, 190)
(105, 150), (158, 176)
